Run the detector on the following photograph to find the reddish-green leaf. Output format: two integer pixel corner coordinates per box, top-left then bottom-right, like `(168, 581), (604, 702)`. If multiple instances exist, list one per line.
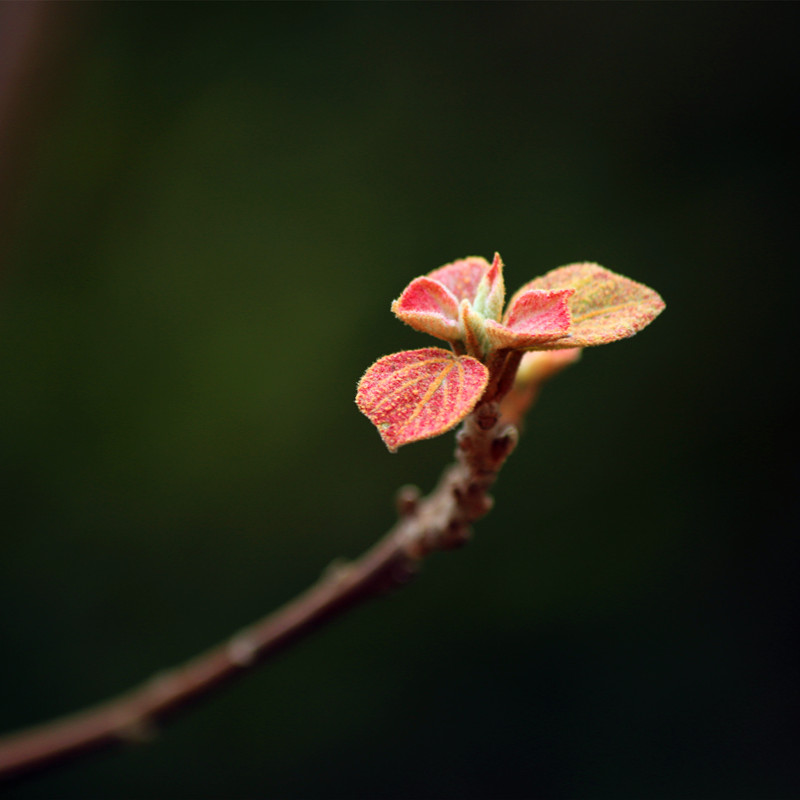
(511, 263), (665, 348)
(356, 347), (489, 451)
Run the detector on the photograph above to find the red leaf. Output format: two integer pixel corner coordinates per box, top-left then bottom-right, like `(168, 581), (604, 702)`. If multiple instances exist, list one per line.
(511, 263), (665, 348)
(484, 288), (574, 350)
(391, 276), (461, 342)
(426, 256), (491, 303)
(356, 348), (489, 451)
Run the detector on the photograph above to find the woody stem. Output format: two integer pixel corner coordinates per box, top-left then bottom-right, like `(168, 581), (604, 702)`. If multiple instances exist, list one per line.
(0, 385), (539, 784)
(482, 349), (523, 404)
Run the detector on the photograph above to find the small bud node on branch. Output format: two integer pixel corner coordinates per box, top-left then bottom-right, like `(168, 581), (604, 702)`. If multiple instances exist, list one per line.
(227, 636), (258, 668)
(395, 484), (421, 516)
(116, 719), (158, 746)
(491, 426), (519, 462)
(476, 402), (500, 430)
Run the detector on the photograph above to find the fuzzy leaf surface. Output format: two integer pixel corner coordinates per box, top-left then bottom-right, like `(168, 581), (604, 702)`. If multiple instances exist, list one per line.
(485, 288), (574, 350)
(391, 276), (460, 342)
(512, 263), (665, 348)
(356, 347), (489, 451)
(426, 256), (491, 303)
(472, 252), (506, 320)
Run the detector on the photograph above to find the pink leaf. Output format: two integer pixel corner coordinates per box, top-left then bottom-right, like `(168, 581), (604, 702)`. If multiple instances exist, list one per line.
(391, 276), (461, 342)
(426, 256), (491, 303)
(511, 263), (665, 348)
(484, 288), (573, 350)
(356, 347), (489, 451)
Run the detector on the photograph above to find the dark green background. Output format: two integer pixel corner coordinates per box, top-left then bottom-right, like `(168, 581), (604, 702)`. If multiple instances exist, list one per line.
(1, 3), (797, 798)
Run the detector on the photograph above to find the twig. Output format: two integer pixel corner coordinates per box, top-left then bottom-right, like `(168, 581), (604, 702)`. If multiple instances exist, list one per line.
(0, 396), (529, 783)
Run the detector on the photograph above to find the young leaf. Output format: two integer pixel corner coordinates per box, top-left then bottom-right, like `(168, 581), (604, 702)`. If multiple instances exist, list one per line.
(511, 263), (665, 348)
(472, 252), (506, 321)
(426, 256), (491, 303)
(391, 276), (461, 342)
(356, 347), (489, 451)
(484, 288), (574, 350)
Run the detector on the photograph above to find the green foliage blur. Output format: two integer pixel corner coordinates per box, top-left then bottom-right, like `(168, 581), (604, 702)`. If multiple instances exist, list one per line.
(1, 4), (796, 798)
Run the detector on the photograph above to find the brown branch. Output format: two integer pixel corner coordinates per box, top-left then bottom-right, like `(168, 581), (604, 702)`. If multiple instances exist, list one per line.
(0, 396), (531, 783)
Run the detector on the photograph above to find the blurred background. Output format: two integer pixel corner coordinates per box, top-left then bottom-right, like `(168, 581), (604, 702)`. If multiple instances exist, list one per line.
(0, 3), (797, 798)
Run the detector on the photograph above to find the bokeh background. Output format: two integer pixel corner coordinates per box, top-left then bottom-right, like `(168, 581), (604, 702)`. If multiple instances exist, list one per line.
(1, 3), (797, 798)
